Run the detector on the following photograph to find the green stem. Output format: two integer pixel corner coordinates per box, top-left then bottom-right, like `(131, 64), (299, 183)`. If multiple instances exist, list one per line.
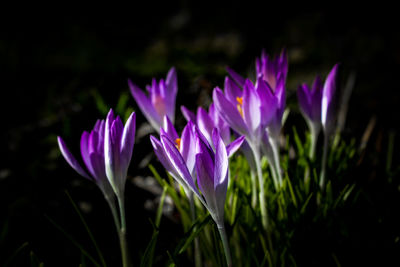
(189, 193), (202, 267)
(319, 134), (329, 191)
(308, 124), (320, 161)
(217, 223), (232, 267)
(250, 170), (258, 207)
(270, 138), (283, 188)
(250, 142), (268, 230)
(105, 195), (121, 235)
(117, 194), (129, 267)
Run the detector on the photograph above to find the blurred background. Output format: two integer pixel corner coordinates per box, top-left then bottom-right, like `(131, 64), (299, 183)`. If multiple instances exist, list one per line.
(1, 3), (399, 266)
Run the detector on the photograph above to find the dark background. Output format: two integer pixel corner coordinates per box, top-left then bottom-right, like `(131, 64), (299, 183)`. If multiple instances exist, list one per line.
(1, 3), (399, 266)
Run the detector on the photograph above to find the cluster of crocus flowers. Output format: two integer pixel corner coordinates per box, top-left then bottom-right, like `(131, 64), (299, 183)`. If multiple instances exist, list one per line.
(57, 109), (135, 267)
(150, 120), (243, 267)
(128, 67), (177, 132)
(297, 64), (339, 190)
(181, 103), (231, 146)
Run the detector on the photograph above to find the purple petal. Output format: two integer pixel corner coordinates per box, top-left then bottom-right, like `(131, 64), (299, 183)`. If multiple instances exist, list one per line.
(180, 121), (196, 176)
(224, 76), (243, 104)
(89, 152), (107, 182)
(243, 79), (261, 138)
(105, 110), (122, 193)
(209, 104), (231, 144)
(120, 112), (136, 172)
(166, 67), (178, 97)
(195, 153), (216, 211)
(322, 64), (339, 132)
(150, 135), (177, 176)
(128, 79), (162, 131)
(297, 84), (312, 119)
(80, 131), (96, 178)
(257, 78), (278, 127)
(311, 76), (323, 122)
(226, 135), (245, 158)
(58, 136), (91, 180)
(212, 129), (228, 188)
(181, 106), (196, 122)
(212, 87), (249, 137)
(161, 135), (199, 195)
(194, 125), (214, 159)
(197, 107), (214, 145)
(226, 67), (245, 87)
(162, 116), (179, 141)
(212, 129), (228, 219)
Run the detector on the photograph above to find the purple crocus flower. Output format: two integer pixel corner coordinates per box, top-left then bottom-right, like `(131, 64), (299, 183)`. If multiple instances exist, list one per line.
(57, 110), (136, 199)
(321, 64), (340, 135)
(212, 76), (277, 146)
(181, 103), (231, 146)
(195, 128), (230, 225)
(104, 109), (137, 197)
(298, 76), (323, 125)
(151, 117), (243, 182)
(255, 49), (288, 91)
(297, 75), (324, 159)
(226, 50), (288, 139)
(128, 67), (177, 132)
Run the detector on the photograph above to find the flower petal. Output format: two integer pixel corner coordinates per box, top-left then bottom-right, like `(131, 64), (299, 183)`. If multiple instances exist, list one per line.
(322, 64), (339, 133)
(212, 129), (228, 222)
(311, 76), (323, 122)
(58, 136), (91, 180)
(80, 131), (96, 178)
(162, 116), (179, 141)
(128, 79), (162, 131)
(209, 103), (231, 144)
(197, 107), (214, 145)
(150, 135), (178, 177)
(257, 78), (278, 127)
(105, 110), (121, 194)
(181, 105), (196, 122)
(224, 76), (243, 104)
(195, 152), (216, 214)
(226, 135), (245, 158)
(243, 79), (261, 139)
(161, 134), (200, 196)
(180, 121), (196, 177)
(226, 67), (245, 87)
(213, 87), (249, 137)
(120, 112), (136, 173)
(297, 83), (312, 119)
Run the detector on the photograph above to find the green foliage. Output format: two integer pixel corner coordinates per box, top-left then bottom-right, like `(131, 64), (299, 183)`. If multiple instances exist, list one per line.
(149, 125), (361, 266)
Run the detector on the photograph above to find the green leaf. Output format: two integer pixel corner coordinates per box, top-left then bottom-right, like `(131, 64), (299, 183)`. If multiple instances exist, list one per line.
(65, 191), (107, 267)
(176, 214), (212, 255)
(140, 221), (160, 267)
(3, 242), (29, 267)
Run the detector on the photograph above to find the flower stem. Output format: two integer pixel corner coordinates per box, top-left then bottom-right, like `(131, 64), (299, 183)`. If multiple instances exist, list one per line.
(105, 195), (121, 235)
(319, 133), (329, 191)
(250, 170), (257, 207)
(269, 137), (283, 188)
(117, 194), (129, 267)
(217, 223), (232, 267)
(308, 124), (320, 160)
(250, 142), (268, 230)
(189, 193), (202, 267)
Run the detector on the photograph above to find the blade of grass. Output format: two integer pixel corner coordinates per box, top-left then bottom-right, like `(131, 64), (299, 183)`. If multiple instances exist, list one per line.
(4, 242), (29, 267)
(45, 215), (101, 267)
(65, 191), (107, 267)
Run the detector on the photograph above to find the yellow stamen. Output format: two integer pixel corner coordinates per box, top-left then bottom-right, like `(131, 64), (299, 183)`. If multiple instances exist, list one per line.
(175, 138), (181, 150)
(236, 96), (244, 118)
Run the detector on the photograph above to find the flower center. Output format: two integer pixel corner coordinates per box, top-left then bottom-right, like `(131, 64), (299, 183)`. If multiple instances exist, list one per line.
(236, 96), (244, 118)
(175, 138), (181, 150)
